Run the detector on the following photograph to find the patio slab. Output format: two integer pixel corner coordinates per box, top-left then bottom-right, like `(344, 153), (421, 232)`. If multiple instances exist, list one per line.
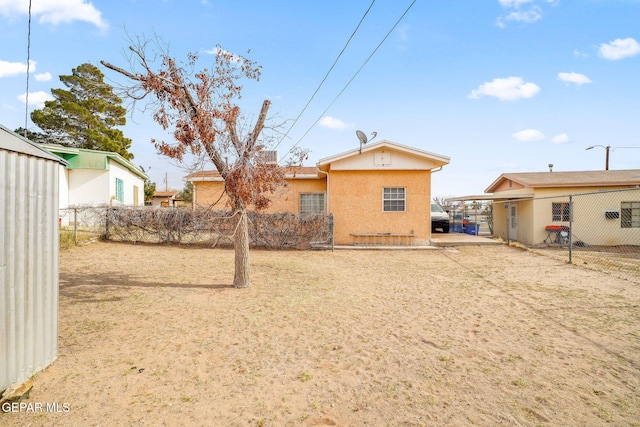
(430, 232), (503, 247)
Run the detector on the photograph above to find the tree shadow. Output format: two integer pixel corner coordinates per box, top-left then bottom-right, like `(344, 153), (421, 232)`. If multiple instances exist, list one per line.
(59, 271), (234, 303)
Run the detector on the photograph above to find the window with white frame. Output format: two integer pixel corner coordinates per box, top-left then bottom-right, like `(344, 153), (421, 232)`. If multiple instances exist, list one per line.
(300, 193), (324, 214)
(552, 202), (571, 221)
(621, 201), (640, 228)
(383, 187), (405, 212)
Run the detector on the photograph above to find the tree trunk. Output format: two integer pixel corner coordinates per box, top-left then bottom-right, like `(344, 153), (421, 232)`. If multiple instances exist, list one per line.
(233, 206), (250, 288)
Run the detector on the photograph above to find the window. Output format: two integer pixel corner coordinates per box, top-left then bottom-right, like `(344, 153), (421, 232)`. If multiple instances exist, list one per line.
(552, 202), (571, 222)
(300, 193), (324, 214)
(133, 185), (139, 206)
(115, 178), (124, 203)
(621, 202), (640, 228)
(383, 187), (405, 212)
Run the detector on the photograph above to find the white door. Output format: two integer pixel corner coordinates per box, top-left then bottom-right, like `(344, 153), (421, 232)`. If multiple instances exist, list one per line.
(508, 204), (518, 241)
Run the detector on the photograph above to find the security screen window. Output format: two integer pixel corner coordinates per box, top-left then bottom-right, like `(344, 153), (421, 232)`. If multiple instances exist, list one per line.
(621, 201), (640, 228)
(552, 202), (571, 221)
(383, 187), (405, 212)
(300, 193), (325, 214)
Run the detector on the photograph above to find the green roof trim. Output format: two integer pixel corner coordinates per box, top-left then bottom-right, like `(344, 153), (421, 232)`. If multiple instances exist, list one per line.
(41, 144), (148, 180)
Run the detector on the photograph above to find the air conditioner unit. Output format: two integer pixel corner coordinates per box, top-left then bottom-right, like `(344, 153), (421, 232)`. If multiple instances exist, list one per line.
(604, 211), (619, 219)
(257, 150), (279, 165)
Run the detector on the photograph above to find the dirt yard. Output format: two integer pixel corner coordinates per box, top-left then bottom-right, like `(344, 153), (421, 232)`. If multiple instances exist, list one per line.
(3, 242), (640, 426)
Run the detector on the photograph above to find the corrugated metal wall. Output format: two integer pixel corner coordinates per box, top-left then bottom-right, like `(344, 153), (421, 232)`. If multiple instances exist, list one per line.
(1, 147), (59, 391)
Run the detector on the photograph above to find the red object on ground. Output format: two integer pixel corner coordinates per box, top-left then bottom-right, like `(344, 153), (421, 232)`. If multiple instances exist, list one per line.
(545, 225), (569, 231)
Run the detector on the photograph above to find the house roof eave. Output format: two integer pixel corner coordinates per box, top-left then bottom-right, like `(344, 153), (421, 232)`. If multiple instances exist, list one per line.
(486, 170), (640, 193)
(317, 139), (450, 169)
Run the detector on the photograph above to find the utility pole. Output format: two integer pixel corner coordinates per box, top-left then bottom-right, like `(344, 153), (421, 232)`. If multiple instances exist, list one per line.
(585, 145), (611, 170)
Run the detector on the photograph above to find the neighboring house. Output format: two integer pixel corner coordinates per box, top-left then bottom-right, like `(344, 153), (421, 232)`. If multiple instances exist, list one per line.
(482, 170), (640, 246)
(1, 124), (64, 391)
(41, 144), (148, 209)
(186, 140), (450, 245)
(149, 191), (181, 207)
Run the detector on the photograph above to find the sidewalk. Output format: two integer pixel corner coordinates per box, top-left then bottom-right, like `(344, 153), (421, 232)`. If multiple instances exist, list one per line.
(429, 232), (503, 247)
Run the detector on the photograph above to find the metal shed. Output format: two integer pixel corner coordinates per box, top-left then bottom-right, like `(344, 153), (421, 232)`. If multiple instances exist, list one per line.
(1, 124), (66, 392)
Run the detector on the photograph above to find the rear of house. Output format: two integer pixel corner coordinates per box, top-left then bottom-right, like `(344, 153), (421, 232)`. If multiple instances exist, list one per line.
(187, 140), (449, 246)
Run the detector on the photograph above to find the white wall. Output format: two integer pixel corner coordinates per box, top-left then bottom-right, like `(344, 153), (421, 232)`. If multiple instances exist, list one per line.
(65, 160), (145, 207)
(58, 166), (70, 209)
(68, 169), (110, 206)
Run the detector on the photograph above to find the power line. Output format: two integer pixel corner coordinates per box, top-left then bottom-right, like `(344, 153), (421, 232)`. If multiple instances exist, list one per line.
(274, 0), (376, 150)
(24, 0), (33, 137)
(282, 0), (418, 161)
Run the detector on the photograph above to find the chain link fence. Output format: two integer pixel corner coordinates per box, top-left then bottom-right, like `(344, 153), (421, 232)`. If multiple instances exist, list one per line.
(444, 203), (492, 236)
(492, 188), (640, 284)
(59, 206), (334, 250)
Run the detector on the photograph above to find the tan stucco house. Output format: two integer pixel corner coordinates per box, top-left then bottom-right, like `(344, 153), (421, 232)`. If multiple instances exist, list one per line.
(483, 170), (640, 246)
(186, 140), (450, 245)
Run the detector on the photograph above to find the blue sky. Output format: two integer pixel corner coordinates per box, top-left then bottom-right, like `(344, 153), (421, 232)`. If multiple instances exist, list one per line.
(1, 0), (639, 197)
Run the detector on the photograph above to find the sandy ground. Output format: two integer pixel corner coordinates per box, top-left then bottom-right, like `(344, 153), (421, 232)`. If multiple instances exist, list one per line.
(2, 241), (640, 426)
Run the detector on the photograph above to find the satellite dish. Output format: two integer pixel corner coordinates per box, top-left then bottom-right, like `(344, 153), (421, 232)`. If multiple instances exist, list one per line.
(356, 130), (377, 153)
(356, 130), (368, 145)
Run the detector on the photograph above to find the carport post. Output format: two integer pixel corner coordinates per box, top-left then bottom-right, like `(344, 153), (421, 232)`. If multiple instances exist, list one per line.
(506, 201), (511, 245)
(568, 195), (573, 264)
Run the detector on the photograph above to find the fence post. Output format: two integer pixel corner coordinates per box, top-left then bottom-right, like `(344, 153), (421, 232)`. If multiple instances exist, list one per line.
(568, 194), (573, 264)
(73, 207), (78, 244)
(105, 207), (110, 240)
(329, 214), (335, 252)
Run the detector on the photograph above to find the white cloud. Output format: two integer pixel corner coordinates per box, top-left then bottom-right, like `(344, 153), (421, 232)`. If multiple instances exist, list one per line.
(598, 38), (640, 60)
(0, 0), (107, 30)
(469, 76), (540, 101)
(513, 129), (545, 141)
(319, 116), (349, 130)
(498, 0), (535, 7)
(0, 60), (35, 78)
(396, 25), (411, 42)
(573, 49), (588, 58)
(552, 133), (570, 144)
(496, 0), (555, 27)
(35, 72), (52, 82)
(558, 72), (592, 85)
(17, 91), (53, 108)
(504, 7), (542, 24)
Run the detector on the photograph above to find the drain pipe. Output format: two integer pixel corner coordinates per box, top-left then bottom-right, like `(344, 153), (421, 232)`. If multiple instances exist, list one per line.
(316, 167), (334, 251)
(316, 167), (329, 214)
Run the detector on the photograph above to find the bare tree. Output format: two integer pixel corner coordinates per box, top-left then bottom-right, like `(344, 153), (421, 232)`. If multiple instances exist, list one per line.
(102, 40), (302, 288)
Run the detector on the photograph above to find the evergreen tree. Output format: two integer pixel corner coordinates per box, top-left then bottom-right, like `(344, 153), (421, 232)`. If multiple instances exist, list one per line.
(144, 180), (156, 203)
(176, 181), (193, 203)
(31, 63), (134, 159)
(13, 127), (48, 144)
